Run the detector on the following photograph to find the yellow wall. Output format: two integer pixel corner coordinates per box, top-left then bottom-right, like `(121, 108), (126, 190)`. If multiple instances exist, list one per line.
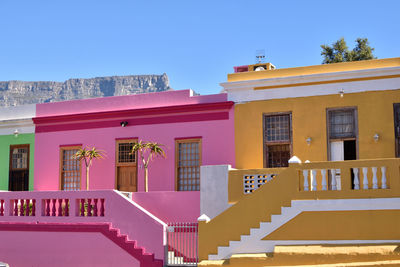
(263, 210), (400, 240)
(228, 57), (400, 82)
(235, 89), (400, 169)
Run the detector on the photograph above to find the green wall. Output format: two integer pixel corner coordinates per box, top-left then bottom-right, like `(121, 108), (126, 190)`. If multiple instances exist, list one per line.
(0, 133), (35, 191)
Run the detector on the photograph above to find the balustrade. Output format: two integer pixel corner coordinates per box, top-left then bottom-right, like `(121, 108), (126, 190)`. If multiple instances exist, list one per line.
(78, 198), (105, 217)
(300, 165), (389, 192)
(8, 199), (36, 216)
(43, 198), (70, 217)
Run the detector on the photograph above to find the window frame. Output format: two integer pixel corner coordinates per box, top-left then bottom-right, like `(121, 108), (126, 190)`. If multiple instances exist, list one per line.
(326, 107), (359, 160)
(59, 145), (82, 191)
(114, 138), (138, 190)
(394, 103), (400, 157)
(262, 112), (293, 168)
(175, 138), (202, 191)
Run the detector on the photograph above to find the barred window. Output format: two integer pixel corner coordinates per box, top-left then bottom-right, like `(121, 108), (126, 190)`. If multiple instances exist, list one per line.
(329, 109), (356, 139)
(117, 142), (135, 163)
(264, 113), (292, 168)
(11, 147), (28, 169)
(395, 104), (400, 157)
(176, 139), (201, 191)
(60, 147), (81, 191)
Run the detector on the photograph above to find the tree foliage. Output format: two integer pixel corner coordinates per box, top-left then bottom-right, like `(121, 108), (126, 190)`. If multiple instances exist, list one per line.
(131, 140), (166, 192)
(321, 38), (376, 64)
(73, 146), (105, 190)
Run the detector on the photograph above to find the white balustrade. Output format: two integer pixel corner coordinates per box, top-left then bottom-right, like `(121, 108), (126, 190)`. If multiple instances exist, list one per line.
(311, 170), (317, 191)
(372, 167), (378, 189)
(321, 169), (327, 191)
(330, 169), (337, 190)
(362, 167), (369, 189)
(353, 168), (360, 190)
(381, 167), (387, 189)
(303, 170), (309, 191)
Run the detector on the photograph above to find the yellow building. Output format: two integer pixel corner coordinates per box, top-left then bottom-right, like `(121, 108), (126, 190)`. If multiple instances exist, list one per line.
(198, 58), (400, 266)
(222, 57), (400, 169)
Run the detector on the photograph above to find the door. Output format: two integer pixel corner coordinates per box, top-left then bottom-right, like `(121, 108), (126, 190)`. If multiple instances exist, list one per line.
(9, 145), (29, 191)
(327, 108), (358, 189)
(116, 139), (137, 192)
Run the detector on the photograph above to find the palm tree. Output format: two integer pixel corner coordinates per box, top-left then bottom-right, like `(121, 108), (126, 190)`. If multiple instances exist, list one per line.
(73, 146), (105, 190)
(131, 140), (166, 192)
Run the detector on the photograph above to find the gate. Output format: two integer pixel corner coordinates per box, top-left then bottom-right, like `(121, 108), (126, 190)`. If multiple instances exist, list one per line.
(167, 222), (198, 266)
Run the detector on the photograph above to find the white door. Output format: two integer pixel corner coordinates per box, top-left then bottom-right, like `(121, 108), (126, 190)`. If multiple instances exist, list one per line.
(329, 141), (343, 190)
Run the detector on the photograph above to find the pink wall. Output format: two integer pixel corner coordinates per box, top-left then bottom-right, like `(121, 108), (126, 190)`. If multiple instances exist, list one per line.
(132, 191), (200, 222)
(0, 228), (139, 267)
(36, 89), (227, 117)
(34, 91), (235, 193)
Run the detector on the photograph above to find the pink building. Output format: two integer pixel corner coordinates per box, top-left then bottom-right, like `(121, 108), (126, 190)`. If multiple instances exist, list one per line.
(33, 89), (235, 222)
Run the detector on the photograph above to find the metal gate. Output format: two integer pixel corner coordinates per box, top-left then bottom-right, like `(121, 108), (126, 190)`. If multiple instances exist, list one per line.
(167, 222), (198, 266)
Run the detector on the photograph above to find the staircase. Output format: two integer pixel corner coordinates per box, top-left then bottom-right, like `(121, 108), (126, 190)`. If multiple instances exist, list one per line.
(105, 223), (164, 267)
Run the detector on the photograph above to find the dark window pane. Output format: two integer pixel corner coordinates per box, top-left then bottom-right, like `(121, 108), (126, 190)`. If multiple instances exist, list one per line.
(329, 110), (356, 139)
(267, 144), (290, 168)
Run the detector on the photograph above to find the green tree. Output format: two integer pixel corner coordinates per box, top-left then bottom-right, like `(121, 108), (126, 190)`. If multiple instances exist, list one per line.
(321, 38), (376, 64)
(73, 146), (105, 190)
(131, 140), (166, 192)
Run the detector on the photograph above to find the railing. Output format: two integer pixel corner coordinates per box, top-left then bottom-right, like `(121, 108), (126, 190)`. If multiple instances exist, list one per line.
(296, 159), (398, 194)
(0, 190), (167, 261)
(167, 222), (198, 266)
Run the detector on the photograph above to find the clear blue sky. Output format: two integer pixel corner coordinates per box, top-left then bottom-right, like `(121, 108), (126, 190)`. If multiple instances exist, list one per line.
(0, 0), (399, 95)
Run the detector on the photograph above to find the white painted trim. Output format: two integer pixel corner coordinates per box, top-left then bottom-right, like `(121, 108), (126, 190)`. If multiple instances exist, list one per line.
(221, 66), (400, 91)
(209, 198), (400, 260)
(0, 118), (34, 135)
(227, 77), (400, 103)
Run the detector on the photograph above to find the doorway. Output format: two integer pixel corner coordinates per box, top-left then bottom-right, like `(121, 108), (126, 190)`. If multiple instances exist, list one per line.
(9, 145), (29, 191)
(115, 139), (137, 192)
(327, 108), (358, 189)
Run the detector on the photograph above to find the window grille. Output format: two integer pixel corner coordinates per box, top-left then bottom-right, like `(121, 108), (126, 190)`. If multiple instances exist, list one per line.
(264, 113), (292, 168)
(395, 104), (400, 157)
(61, 148), (81, 191)
(176, 139), (201, 191)
(11, 148), (28, 169)
(118, 142), (135, 163)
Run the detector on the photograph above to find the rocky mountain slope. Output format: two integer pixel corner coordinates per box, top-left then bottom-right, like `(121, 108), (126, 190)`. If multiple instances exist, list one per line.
(0, 73), (172, 107)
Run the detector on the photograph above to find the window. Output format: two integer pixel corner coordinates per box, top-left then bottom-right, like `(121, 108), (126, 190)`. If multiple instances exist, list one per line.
(175, 139), (201, 191)
(60, 146), (81, 191)
(394, 104), (400, 157)
(328, 109), (356, 139)
(263, 113), (292, 168)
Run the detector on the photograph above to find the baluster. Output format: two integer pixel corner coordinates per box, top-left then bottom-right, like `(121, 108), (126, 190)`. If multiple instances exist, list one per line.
(51, 199), (56, 216)
(311, 170), (317, 191)
(372, 167), (378, 189)
(20, 199), (24, 216)
(93, 199), (98, 217)
(321, 169), (327, 190)
(302, 170), (309, 191)
(65, 199), (69, 216)
(14, 200), (18, 216)
(58, 199), (63, 216)
(46, 199), (50, 216)
(87, 199), (92, 217)
(0, 200), (4, 216)
(25, 199), (30, 216)
(80, 199), (85, 216)
(353, 168), (360, 190)
(362, 167), (369, 189)
(32, 199), (36, 216)
(330, 169), (337, 190)
(100, 199), (105, 216)
(381, 167), (387, 189)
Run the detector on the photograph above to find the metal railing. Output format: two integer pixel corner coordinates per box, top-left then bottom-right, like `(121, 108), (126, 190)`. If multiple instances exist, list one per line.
(167, 222), (198, 266)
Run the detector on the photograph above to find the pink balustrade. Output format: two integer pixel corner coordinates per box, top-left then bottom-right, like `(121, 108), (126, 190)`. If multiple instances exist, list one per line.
(0, 190), (167, 261)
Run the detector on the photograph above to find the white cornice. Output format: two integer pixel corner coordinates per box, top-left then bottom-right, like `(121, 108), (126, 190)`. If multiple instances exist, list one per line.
(220, 66), (400, 92)
(0, 118), (34, 135)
